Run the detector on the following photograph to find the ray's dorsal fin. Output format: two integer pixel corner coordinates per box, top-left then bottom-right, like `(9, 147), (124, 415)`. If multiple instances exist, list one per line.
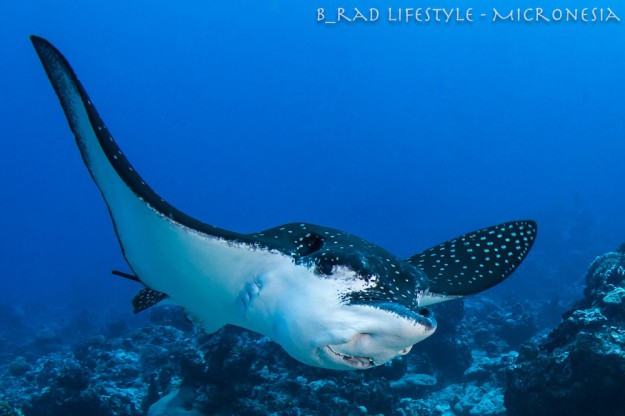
(408, 220), (537, 296)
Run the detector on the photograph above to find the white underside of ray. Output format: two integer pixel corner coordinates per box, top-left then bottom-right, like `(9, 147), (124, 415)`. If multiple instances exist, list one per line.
(48, 52), (437, 369)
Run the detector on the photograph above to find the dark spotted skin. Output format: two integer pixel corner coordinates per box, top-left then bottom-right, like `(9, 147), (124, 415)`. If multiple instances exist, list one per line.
(252, 223), (429, 312)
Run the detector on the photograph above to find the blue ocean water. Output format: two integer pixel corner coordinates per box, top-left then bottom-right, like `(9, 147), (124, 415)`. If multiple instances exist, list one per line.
(1, 0), (625, 414)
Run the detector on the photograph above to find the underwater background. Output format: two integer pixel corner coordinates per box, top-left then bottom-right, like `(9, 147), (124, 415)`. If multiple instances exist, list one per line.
(1, 0), (625, 415)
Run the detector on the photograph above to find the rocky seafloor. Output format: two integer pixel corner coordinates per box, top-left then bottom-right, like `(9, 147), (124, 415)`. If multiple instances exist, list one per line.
(0, 246), (624, 415)
(505, 247), (625, 416)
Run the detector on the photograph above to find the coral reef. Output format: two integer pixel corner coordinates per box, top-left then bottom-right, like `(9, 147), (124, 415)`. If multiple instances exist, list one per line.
(0, 291), (544, 415)
(0, 401), (22, 416)
(505, 249), (625, 416)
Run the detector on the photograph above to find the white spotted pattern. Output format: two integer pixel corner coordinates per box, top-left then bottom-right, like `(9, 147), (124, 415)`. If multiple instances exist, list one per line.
(408, 221), (537, 296)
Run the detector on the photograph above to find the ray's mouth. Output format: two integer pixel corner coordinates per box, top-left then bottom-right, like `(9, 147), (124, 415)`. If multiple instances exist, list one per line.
(321, 345), (376, 369)
(357, 301), (437, 329)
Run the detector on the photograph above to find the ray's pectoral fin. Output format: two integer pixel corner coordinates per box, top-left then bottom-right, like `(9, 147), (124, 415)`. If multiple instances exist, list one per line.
(133, 288), (169, 314)
(409, 220), (537, 304)
(112, 270), (170, 313)
(29, 35), (239, 240)
(31, 35), (244, 332)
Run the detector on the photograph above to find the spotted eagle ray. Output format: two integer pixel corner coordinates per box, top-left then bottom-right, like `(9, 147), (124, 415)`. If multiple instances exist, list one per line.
(31, 35), (537, 370)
